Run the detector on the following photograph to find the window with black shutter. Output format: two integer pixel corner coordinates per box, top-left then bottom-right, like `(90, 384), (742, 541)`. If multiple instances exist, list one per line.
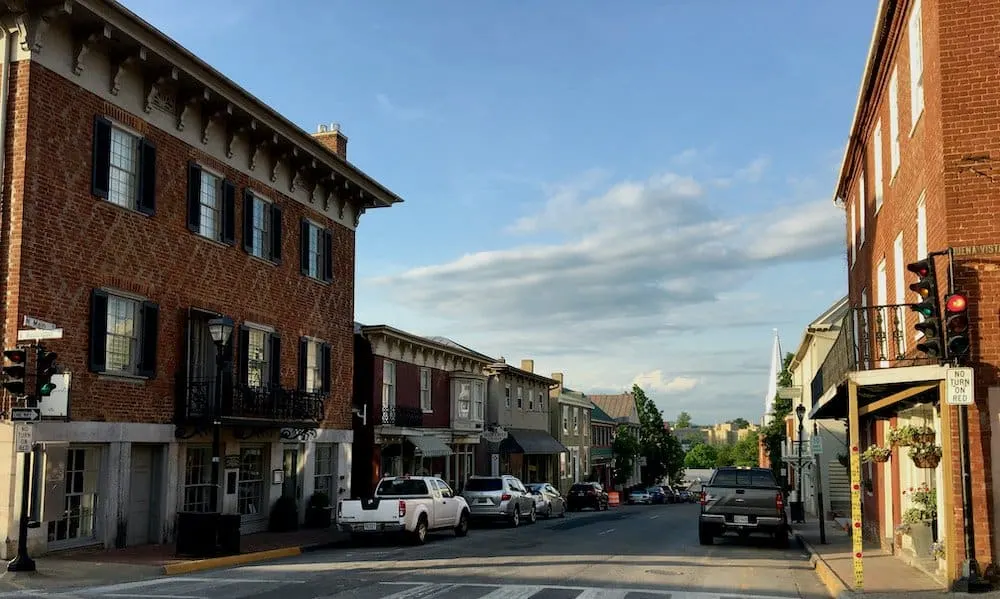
(239, 325), (281, 389)
(300, 220), (334, 283)
(187, 162), (232, 244)
(243, 191), (281, 264)
(297, 337), (329, 393)
(87, 288), (159, 378)
(90, 115), (157, 216)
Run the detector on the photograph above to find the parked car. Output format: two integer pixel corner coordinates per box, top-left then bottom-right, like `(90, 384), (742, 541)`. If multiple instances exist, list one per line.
(628, 488), (652, 504)
(647, 486), (670, 504)
(336, 475), (470, 545)
(526, 482), (567, 518)
(698, 466), (789, 547)
(462, 475), (536, 526)
(567, 482), (609, 511)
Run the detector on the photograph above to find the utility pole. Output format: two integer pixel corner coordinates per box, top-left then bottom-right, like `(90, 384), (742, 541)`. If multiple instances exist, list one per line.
(7, 344), (38, 572)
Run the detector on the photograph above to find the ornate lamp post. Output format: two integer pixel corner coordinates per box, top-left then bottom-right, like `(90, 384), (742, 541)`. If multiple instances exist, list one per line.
(207, 317), (234, 513)
(795, 403), (806, 524)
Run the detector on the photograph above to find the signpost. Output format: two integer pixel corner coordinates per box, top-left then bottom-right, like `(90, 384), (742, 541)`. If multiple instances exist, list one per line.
(946, 367), (974, 406)
(22, 317), (57, 331)
(10, 408), (40, 422)
(16, 329), (63, 342)
(811, 436), (823, 456)
(13, 424), (33, 454)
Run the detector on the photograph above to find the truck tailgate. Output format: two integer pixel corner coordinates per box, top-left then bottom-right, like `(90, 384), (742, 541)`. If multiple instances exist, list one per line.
(338, 497), (402, 524)
(703, 486), (778, 517)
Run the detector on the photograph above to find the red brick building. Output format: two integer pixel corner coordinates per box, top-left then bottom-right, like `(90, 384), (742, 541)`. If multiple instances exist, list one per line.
(352, 325), (492, 495)
(809, 0), (1000, 587)
(0, 1), (400, 556)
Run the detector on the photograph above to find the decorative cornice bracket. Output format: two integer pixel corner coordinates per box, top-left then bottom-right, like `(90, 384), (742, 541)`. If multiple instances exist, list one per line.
(143, 66), (178, 113)
(71, 24), (110, 76)
(176, 88), (208, 132)
(110, 47), (146, 96)
(200, 101), (232, 145)
(227, 118), (256, 159)
(15, 0), (71, 53)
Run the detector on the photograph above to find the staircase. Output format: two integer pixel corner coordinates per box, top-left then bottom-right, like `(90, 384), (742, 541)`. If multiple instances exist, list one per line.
(826, 461), (852, 516)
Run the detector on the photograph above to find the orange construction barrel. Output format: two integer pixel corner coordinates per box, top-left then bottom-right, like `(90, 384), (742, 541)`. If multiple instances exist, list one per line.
(608, 491), (620, 507)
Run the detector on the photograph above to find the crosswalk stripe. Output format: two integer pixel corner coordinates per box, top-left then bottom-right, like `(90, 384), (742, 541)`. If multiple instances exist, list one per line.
(574, 589), (630, 599)
(473, 585), (546, 599)
(376, 582), (798, 599)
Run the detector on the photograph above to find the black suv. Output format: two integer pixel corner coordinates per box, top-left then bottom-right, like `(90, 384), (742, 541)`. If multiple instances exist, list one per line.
(566, 482), (609, 511)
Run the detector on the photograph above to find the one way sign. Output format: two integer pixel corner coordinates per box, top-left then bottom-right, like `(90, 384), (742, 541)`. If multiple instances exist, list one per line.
(11, 407), (40, 422)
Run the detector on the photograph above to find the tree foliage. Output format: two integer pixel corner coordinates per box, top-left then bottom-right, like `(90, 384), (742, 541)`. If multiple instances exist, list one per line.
(675, 411), (692, 429)
(760, 351), (796, 481)
(633, 385), (686, 485)
(729, 417), (750, 429)
(684, 442), (718, 469)
(611, 424), (639, 485)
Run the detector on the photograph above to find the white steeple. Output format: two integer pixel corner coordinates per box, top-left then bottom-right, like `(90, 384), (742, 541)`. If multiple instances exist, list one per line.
(764, 328), (782, 419)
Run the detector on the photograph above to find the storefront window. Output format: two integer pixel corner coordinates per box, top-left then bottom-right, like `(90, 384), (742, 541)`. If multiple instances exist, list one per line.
(183, 446), (214, 511)
(238, 447), (265, 518)
(48, 446), (100, 543)
(314, 444), (336, 495)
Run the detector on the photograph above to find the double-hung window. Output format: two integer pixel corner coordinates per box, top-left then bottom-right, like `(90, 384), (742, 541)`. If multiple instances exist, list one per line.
(186, 162), (236, 244)
(298, 337), (331, 394)
(300, 219), (334, 282)
(91, 116), (157, 215)
(88, 289), (160, 378)
(420, 368), (432, 411)
(243, 191), (282, 263)
(239, 324), (280, 390)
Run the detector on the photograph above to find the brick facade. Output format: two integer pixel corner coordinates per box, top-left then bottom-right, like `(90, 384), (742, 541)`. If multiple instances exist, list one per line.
(838, 0), (1000, 580)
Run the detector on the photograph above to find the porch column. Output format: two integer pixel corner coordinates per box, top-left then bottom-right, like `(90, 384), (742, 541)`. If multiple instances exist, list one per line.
(848, 379), (863, 593)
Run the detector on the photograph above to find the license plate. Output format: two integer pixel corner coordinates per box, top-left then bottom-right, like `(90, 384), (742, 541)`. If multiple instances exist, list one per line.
(734, 515), (749, 525)
(363, 522), (377, 531)
(477, 498), (491, 504)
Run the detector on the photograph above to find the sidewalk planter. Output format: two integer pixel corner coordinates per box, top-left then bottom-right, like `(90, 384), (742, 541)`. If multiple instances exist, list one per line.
(908, 521), (934, 558)
(908, 443), (942, 469)
(305, 492), (333, 529)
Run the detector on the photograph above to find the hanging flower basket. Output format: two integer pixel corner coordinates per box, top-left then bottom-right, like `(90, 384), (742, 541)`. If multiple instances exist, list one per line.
(861, 445), (892, 464)
(908, 442), (942, 469)
(914, 432), (936, 444)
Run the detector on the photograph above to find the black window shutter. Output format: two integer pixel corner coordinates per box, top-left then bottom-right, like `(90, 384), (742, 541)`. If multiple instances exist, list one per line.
(238, 325), (250, 386)
(270, 203), (283, 264)
(323, 229), (333, 282)
(299, 219), (310, 275)
(137, 301), (159, 378)
(321, 343), (331, 394)
(242, 190), (254, 254)
(91, 116), (112, 199)
(269, 332), (281, 388)
(221, 180), (236, 245)
(88, 289), (109, 372)
(298, 337), (308, 391)
(186, 162), (202, 232)
(137, 138), (157, 215)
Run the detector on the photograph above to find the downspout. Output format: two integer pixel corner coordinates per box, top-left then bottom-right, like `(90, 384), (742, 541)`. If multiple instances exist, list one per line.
(0, 27), (12, 200)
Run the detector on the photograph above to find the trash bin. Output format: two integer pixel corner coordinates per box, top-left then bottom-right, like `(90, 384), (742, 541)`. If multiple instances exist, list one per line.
(176, 512), (220, 558)
(217, 514), (242, 556)
(790, 501), (805, 523)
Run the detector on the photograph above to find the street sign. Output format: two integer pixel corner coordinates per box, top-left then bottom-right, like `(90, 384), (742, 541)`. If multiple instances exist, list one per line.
(10, 407), (40, 422)
(811, 436), (823, 455)
(16, 328), (63, 341)
(946, 367), (975, 406)
(22, 316), (57, 330)
(14, 423), (33, 453)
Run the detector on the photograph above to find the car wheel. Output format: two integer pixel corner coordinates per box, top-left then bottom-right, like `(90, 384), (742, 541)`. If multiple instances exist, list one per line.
(412, 517), (428, 545)
(698, 524), (714, 545)
(455, 511), (469, 537)
(528, 505), (537, 524)
(774, 526), (790, 549)
(510, 508), (520, 527)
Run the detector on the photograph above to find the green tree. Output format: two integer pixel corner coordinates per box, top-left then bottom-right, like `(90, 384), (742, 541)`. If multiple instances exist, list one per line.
(633, 385), (686, 485)
(732, 434), (760, 467)
(684, 443), (718, 469)
(675, 411), (692, 429)
(715, 443), (734, 467)
(760, 352), (795, 482)
(729, 417), (750, 429)
(612, 424), (639, 486)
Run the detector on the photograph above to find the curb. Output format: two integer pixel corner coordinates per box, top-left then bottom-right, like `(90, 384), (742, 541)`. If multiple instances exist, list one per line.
(795, 532), (852, 599)
(161, 538), (349, 576)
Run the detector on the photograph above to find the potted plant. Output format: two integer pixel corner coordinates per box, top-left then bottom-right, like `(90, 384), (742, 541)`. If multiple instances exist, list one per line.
(908, 442), (942, 469)
(305, 491), (333, 528)
(911, 425), (936, 444)
(861, 445), (892, 463)
(901, 483), (937, 557)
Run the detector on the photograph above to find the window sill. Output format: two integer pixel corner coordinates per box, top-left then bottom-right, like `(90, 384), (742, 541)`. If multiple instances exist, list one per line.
(910, 108), (924, 137)
(305, 274), (332, 286)
(98, 372), (149, 384)
(195, 233), (233, 249)
(99, 197), (152, 218)
(248, 253), (278, 268)
(422, 409), (433, 414)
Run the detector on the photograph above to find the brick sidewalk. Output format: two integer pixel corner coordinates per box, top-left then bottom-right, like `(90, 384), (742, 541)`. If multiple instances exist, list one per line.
(793, 519), (951, 598)
(0, 527), (348, 594)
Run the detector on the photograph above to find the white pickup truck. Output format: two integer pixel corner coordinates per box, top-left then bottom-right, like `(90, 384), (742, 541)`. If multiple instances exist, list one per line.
(336, 475), (471, 544)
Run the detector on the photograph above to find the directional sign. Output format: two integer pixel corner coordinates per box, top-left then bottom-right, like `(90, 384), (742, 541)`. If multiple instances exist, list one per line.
(23, 316), (57, 331)
(14, 423), (33, 453)
(11, 407), (40, 422)
(946, 367), (974, 406)
(811, 436), (823, 455)
(17, 328), (63, 341)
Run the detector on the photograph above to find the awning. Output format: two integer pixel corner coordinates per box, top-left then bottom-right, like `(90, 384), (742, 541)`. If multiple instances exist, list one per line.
(500, 428), (569, 455)
(810, 375), (941, 421)
(406, 434), (453, 457)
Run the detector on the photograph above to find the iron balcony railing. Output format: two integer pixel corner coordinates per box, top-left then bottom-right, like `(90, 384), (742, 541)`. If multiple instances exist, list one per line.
(175, 375), (325, 424)
(379, 405), (423, 427)
(810, 304), (938, 401)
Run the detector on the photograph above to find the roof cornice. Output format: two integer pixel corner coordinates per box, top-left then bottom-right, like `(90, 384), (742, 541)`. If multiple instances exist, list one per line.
(361, 325), (494, 365)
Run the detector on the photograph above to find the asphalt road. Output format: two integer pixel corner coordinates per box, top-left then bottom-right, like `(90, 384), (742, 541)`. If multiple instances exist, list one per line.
(0, 503), (830, 599)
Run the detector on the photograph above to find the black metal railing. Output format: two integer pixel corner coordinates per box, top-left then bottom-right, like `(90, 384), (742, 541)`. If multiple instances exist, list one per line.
(379, 405), (423, 427)
(175, 375), (325, 424)
(810, 304), (938, 399)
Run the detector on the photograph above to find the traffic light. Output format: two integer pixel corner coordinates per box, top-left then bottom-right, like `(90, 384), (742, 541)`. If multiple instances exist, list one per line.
(945, 293), (971, 359)
(36, 349), (57, 397)
(908, 258), (944, 358)
(2, 349), (27, 395)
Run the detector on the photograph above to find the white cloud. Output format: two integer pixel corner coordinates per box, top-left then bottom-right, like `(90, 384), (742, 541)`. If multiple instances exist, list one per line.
(633, 370), (700, 394)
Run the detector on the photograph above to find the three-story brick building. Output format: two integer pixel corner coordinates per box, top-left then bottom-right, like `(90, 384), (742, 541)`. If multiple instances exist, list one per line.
(0, 1), (400, 557)
(809, 0), (1000, 586)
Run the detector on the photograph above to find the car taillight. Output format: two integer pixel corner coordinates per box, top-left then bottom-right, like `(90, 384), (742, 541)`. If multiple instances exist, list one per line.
(699, 491), (707, 506)
(775, 492), (784, 513)
(501, 493), (512, 501)
(398, 500), (406, 517)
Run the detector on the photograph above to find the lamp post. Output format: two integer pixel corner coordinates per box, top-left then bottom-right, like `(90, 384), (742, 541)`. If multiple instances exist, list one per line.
(795, 403), (806, 524)
(207, 317), (234, 514)
(814, 422), (826, 544)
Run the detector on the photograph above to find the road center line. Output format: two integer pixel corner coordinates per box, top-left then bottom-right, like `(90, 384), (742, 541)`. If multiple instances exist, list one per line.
(649, 514), (659, 519)
(597, 528), (615, 535)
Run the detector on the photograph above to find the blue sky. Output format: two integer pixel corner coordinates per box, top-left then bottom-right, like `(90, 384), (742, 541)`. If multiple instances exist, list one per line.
(122, 0), (875, 424)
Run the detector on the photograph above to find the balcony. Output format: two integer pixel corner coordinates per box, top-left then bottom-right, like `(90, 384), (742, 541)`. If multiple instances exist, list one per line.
(175, 376), (325, 428)
(379, 405), (423, 427)
(811, 304), (938, 401)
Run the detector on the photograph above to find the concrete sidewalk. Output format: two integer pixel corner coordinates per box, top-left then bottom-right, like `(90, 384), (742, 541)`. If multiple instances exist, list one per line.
(793, 518), (965, 598)
(0, 527), (349, 594)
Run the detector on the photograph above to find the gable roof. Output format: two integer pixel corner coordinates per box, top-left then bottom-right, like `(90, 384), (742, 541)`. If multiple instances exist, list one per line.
(589, 393), (638, 423)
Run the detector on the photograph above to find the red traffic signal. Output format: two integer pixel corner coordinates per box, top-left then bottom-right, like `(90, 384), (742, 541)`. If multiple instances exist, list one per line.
(3, 349), (25, 364)
(945, 293), (971, 358)
(2, 349), (27, 395)
(946, 294), (967, 313)
(907, 259), (931, 278)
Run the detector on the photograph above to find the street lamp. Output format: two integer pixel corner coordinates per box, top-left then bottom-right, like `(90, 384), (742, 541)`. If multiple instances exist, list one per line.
(207, 317), (234, 513)
(795, 403), (806, 524)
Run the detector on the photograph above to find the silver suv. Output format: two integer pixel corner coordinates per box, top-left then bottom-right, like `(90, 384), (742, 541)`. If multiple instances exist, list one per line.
(462, 475), (536, 527)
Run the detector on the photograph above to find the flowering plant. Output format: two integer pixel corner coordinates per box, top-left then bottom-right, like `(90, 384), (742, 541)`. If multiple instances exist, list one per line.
(931, 541), (945, 559)
(860, 445), (892, 463)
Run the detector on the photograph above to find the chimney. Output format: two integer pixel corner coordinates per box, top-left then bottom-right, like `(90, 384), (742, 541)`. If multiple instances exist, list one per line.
(314, 122), (348, 159)
(521, 359), (534, 373)
(551, 372), (563, 395)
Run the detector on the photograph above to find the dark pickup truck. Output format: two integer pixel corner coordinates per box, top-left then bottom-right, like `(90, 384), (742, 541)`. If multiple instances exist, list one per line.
(698, 466), (789, 548)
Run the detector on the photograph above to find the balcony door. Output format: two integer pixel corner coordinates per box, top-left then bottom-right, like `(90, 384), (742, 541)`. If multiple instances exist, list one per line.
(185, 308), (223, 417)
(876, 261), (889, 367)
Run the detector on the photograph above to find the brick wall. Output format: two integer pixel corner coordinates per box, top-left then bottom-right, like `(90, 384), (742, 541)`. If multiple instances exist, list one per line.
(4, 60), (355, 430)
(372, 355), (452, 427)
